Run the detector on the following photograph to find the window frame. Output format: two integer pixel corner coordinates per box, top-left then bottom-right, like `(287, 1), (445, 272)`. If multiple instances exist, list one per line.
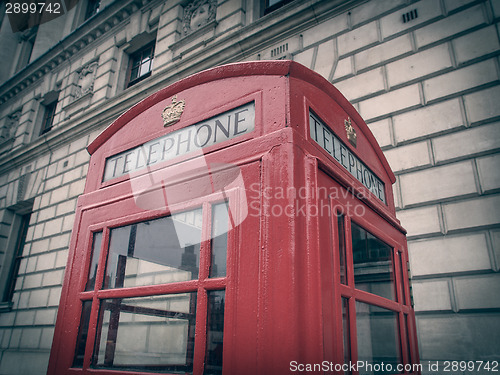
(324, 189), (417, 373)
(125, 42), (155, 88)
(40, 100), (57, 135)
(14, 26), (38, 72)
(262, 0), (295, 15)
(84, 0), (100, 21)
(64, 189), (238, 375)
(0, 206), (32, 311)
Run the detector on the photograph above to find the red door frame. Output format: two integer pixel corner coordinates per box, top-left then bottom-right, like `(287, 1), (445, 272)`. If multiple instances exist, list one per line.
(51, 187), (241, 375)
(317, 169), (419, 374)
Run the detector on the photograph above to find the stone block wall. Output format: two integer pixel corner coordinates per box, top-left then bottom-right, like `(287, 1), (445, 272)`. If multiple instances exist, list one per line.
(0, 0), (498, 373)
(280, 0), (500, 364)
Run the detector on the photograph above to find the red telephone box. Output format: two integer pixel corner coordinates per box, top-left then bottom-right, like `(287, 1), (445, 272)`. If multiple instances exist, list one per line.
(48, 61), (419, 375)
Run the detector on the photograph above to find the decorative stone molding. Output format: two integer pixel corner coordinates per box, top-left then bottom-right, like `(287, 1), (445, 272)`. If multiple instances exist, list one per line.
(17, 171), (31, 202)
(182, 0), (217, 36)
(0, 0), (151, 106)
(1, 110), (21, 142)
(73, 62), (98, 100)
(16, 26), (38, 44)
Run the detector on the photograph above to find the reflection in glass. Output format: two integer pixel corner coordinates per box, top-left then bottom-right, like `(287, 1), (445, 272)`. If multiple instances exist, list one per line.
(104, 209), (202, 289)
(93, 293), (197, 372)
(355, 301), (401, 375)
(351, 222), (395, 300)
(398, 252), (406, 304)
(404, 314), (412, 366)
(72, 300), (93, 367)
(342, 298), (350, 371)
(86, 232), (102, 291)
(210, 203), (229, 278)
(338, 214), (347, 284)
(204, 290), (225, 375)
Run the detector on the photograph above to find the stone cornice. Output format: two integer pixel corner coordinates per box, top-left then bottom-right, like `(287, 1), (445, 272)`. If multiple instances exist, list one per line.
(0, 0), (154, 105)
(149, 0), (364, 93)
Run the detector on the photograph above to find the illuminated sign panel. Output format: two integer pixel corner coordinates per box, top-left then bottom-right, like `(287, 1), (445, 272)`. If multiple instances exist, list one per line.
(309, 112), (386, 204)
(103, 102), (255, 181)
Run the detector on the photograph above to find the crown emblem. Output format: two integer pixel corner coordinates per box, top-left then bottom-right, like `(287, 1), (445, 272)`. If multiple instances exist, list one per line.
(162, 95), (185, 127)
(344, 117), (357, 148)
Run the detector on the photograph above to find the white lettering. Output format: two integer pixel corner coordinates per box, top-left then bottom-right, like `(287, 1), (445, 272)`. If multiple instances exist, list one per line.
(103, 102), (255, 181)
(309, 112), (386, 204)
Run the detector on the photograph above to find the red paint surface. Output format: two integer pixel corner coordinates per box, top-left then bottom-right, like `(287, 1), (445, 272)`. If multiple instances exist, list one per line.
(48, 61), (419, 375)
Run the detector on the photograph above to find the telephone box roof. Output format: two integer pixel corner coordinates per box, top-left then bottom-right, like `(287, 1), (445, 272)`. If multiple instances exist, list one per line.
(87, 60), (395, 184)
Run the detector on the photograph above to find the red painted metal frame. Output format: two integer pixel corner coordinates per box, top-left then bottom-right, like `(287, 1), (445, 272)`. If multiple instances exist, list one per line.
(314, 168), (419, 375)
(54, 190), (238, 375)
(48, 61), (419, 375)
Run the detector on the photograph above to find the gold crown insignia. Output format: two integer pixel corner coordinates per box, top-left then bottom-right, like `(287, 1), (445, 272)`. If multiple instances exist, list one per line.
(162, 95), (185, 127)
(344, 117), (357, 148)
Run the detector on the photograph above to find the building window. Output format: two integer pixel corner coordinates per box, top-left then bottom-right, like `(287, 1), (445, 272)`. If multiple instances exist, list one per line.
(72, 201), (228, 374)
(126, 42), (155, 88)
(40, 100), (57, 135)
(263, 0), (294, 15)
(0, 208), (32, 309)
(15, 26), (38, 72)
(84, 0), (100, 21)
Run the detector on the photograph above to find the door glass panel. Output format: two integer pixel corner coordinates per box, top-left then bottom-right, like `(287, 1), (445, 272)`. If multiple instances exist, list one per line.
(210, 203), (229, 278)
(93, 293), (197, 372)
(404, 314), (412, 365)
(86, 231), (102, 291)
(398, 252), (407, 304)
(337, 214), (347, 284)
(351, 222), (395, 300)
(355, 301), (401, 374)
(204, 290), (225, 375)
(72, 300), (93, 367)
(104, 208), (202, 289)
(342, 297), (350, 371)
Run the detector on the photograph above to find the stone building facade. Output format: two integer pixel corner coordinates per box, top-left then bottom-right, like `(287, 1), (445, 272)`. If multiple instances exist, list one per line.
(0, 0), (499, 373)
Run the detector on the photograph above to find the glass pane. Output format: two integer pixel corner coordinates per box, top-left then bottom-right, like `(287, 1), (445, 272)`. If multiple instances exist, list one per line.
(72, 300), (93, 367)
(139, 61), (151, 77)
(105, 208), (202, 289)
(337, 214), (347, 284)
(142, 47), (153, 60)
(204, 290), (225, 375)
(93, 293), (197, 373)
(342, 298), (350, 370)
(210, 203), (229, 278)
(130, 66), (139, 81)
(355, 301), (401, 375)
(86, 231), (102, 291)
(403, 314), (412, 365)
(398, 252), (406, 304)
(351, 222), (395, 300)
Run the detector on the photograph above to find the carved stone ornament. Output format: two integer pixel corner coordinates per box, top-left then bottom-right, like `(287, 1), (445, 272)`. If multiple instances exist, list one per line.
(162, 95), (185, 127)
(344, 117), (357, 148)
(182, 0), (217, 35)
(1, 111), (21, 141)
(74, 62), (98, 99)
